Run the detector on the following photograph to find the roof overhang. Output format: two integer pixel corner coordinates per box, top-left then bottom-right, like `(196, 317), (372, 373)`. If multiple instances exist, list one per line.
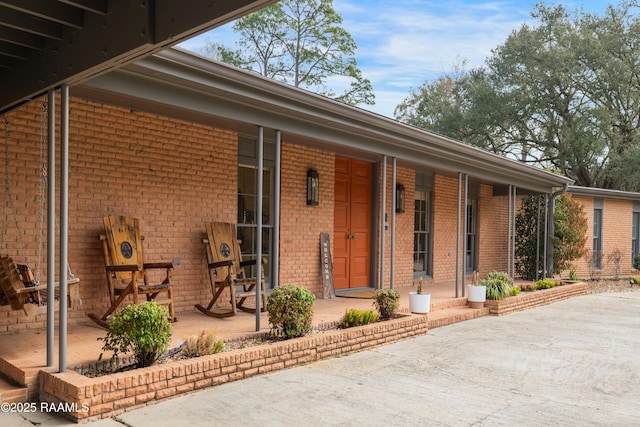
(0, 0), (277, 114)
(74, 48), (574, 194)
(568, 185), (640, 201)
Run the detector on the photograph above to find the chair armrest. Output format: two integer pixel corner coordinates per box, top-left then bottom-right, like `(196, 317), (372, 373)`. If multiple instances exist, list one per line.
(106, 264), (143, 272)
(208, 260), (234, 269)
(143, 262), (175, 270)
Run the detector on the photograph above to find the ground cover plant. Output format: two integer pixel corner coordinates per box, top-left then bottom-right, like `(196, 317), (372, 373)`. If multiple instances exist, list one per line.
(339, 308), (380, 328)
(481, 271), (513, 300)
(182, 330), (225, 358)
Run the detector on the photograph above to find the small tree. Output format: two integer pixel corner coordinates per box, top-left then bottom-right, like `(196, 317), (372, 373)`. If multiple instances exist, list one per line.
(99, 301), (172, 368)
(553, 194), (588, 273)
(516, 194), (587, 280)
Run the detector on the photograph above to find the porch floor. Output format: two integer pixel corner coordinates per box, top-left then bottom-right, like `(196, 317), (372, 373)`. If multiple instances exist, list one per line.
(0, 281), (481, 403)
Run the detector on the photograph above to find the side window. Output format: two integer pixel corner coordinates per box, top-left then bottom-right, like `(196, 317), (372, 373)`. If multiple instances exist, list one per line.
(592, 199), (603, 269)
(414, 173), (433, 279)
(238, 135), (275, 287)
(632, 202), (640, 267)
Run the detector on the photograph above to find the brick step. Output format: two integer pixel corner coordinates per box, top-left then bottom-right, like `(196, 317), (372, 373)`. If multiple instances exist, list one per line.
(430, 297), (469, 311)
(0, 373), (27, 404)
(0, 357), (43, 402)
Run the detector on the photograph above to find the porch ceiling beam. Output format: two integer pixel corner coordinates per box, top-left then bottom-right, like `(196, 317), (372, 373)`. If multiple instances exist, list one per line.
(0, 25), (44, 50)
(57, 0), (108, 15)
(0, 0), (85, 29)
(0, 0), (277, 115)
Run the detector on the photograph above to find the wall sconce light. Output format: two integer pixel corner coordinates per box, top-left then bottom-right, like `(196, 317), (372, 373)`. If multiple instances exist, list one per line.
(307, 169), (319, 205)
(395, 183), (405, 213)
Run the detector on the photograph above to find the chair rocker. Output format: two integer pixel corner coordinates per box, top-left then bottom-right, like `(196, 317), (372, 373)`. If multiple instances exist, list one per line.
(88, 215), (176, 328)
(195, 221), (267, 318)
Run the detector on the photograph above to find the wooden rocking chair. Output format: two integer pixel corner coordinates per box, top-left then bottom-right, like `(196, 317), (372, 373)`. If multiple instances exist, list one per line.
(195, 221), (267, 318)
(88, 215), (176, 328)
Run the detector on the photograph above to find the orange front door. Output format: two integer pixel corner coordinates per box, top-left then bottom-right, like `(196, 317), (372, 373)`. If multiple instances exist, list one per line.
(333, 156), (372, 290)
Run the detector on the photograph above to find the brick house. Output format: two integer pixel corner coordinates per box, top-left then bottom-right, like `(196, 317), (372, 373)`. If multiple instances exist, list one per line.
(1, 47), (576, 333)
(567, 186), (640, 279)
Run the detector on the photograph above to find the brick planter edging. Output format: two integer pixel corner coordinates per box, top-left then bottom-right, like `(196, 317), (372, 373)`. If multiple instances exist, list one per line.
(485, 281), (588, 316)
(39, 314), (428, 423)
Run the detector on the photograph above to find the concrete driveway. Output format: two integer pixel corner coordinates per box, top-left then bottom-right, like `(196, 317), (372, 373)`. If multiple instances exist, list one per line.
(11, 291), (640, 426)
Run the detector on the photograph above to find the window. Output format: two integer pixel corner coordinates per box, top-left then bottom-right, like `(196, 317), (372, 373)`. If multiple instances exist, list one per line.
(592, 199), (603, 269)
(466, 198), (478, 274)
(238, 135), (275, 288)
(414, 173), (433, 279)
(632, 202), (640, 267)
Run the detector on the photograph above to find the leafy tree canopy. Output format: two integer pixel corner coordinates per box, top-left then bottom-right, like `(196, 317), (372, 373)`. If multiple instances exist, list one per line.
(395, 1), (640, 190)
(203, 0), (374, 106)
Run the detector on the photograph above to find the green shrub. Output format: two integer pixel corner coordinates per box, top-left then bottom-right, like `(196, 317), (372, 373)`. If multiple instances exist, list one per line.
(267, 284), (315, 339)
(339, 308), (380, 328)
(535, 278), (556, 290)
(373, 289), (400, 319)
(631, 277), (640, 285)
(182, 330), (224, 358)
(511, 286), (521, 296)
(481, 271), (513, 300)
(99, 301), (172, 368)
(568, 268), (578, 281)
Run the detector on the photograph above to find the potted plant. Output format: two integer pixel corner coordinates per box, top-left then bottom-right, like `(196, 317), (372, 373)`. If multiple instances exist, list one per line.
(467, 271), (486, 309)
(409, 277), (430, 314)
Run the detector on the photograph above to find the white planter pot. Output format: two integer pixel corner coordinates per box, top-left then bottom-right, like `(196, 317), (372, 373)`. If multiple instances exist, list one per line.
(409, 292), (431, 314)
(467, 285), (486, 309)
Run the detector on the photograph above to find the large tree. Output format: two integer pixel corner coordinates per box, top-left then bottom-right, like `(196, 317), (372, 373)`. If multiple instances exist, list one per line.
(203, 0), (374, 106)
(395, 1), (640, 190)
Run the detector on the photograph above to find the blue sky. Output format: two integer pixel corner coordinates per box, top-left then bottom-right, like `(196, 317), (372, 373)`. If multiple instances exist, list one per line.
(179, 1), (614, 118)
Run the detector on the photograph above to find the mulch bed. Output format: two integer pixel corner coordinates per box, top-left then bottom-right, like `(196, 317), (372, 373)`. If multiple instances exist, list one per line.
(586, 278), (640, 294)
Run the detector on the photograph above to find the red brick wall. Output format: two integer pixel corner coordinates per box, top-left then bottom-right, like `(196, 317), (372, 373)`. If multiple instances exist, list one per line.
(432, 175), (461, 281)
(1, 97), (238, 331)
(378, 165), (414, 289)
(478, 186), (509, 276)
(41, 314), (428, 422)
(570, 195), (634, 278)
(3, 96), (592, 332)
(278, 142), (334, 294)
(431, 177), (511, 282)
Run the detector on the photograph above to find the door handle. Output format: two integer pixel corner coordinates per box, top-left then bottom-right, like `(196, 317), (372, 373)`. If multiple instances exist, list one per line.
(346, 234), (356, 239)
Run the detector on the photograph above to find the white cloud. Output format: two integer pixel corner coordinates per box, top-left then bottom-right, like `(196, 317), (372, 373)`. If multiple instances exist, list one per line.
(179, 0), (611, 118)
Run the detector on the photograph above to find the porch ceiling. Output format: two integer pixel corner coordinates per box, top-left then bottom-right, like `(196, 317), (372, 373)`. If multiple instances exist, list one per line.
(0, 0), (277, 114)
(74, 48), (574, 194)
